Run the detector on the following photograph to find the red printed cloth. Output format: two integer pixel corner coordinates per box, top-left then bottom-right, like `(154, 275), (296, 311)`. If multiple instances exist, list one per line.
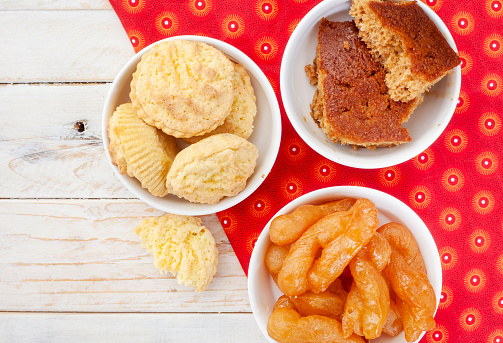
(110, 0), (503, 341)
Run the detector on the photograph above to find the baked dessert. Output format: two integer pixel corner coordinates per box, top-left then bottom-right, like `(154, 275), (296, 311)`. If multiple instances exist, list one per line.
(307, 19), (422, 149)
(167, 133), (259, 204)
(130, 40), (235, 138)
(350, 0), (461, 102)
(107, 103), (179, 197)
(134, 214), (218, 293)
(183, 62), (257, 144)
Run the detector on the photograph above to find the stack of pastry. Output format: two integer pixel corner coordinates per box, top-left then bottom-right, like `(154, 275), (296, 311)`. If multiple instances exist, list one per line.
(306, 0), (460, 150)
(265, 198), (437, 342)
(108, 40), (259, 204)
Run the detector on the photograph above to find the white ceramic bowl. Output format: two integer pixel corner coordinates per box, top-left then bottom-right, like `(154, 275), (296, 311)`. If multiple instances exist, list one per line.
(103, 36), (281, 215)
(248, 186), (442, 343)
(280, 0), (461, 169)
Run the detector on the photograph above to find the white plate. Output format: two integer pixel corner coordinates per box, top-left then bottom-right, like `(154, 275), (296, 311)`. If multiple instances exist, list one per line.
(280, 0), (461, 169)
(102, 36), (282, 215)
(248, 186), (442, 343)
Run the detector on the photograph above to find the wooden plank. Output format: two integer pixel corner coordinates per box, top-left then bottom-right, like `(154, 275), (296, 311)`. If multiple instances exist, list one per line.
(0, 83), (134, 198)
(0, 10), (133, 83)
(0, 200), (249, 312)
(0, 1), (112, 10)
(0, 313), (265, 342)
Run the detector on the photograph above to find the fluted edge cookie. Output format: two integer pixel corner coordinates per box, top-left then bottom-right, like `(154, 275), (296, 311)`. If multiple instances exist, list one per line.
(107, 103), (179, 197)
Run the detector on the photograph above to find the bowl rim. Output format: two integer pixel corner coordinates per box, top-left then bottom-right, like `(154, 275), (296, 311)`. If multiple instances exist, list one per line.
(102, 35), (282, 215)
(279, 0), (461, 169)
(248, 185), (442, 343)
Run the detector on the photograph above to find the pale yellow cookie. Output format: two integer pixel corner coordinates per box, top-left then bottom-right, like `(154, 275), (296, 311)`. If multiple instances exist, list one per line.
(167, 133), (259, 204)
(183, 62), (257, 144)
(134, 215), (218, 293)
(130, 39), (235, 138)
(107, 103), (179, 197)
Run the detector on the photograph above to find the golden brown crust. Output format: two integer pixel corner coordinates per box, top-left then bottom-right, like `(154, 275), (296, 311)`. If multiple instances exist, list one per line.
(368, 1), (460, 82)
(310, 19), (418, 149)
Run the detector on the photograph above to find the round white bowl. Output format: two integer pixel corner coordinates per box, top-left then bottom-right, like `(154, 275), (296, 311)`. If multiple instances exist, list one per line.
(102, 36), (282, 215)
(248, 186), (442, 343)
(280, 0), (461, 169)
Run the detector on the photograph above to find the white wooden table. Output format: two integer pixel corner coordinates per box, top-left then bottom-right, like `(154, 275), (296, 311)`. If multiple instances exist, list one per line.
(0, 2), (265, 341)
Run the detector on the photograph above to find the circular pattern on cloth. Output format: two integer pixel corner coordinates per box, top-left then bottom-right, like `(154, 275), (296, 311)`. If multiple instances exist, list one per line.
(155, 11), (179, 36)
(459, 308), (482, 332)
(221, 14), (245, 39)
(439, 207), (462, 232)
(409, 185), (432, 209)
(475, 151), (499, 175)
(451, 11), (475, 36)
(421, 0), (443, 12)
(478, 112), (501, 136)
(458, 51), (473, 75)
(122, 0), (146, 14)
(485, 0), (503, 18)
(311, 159), (338, 183)
(254, 36), (278, 61)
(247, 192), (273, 219)
(455, 90), (470, 114)
(378, 166), (401, 187)
(219, 209), (239, 234)
(412, 148), (435, 170)
(441, 168), (465, 192)
(472, 190), (495, 215)
(481, 73), (503, 97)
(492, 291), (503, 315)
(188, 0), (212, 17)
(255, 0), (279, 21)
(439, 246), (458, 271)
(464, 268), (486, 293)
(444, 129), (468, 153)
(439, 285), (454, 309)
(127, 29), (146, 52)
(426, 324), (449, 343)
(483, 34), (503, 58)
(469, 229), (492, 253)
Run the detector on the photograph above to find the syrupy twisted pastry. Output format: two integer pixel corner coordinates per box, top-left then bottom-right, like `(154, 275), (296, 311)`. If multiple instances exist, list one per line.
(342, 232), (391, 339)
(378, 222), (436, 342)
(265, 243), (346, 320)
(269, 198), (356, 246)
(267, 296), (366, 343)
(278, 199), (379, 296)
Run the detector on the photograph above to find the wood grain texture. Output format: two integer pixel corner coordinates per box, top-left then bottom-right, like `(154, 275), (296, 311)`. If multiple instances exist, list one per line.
(0, 1), (112, 10)
(1, 4), (261, 339)
(0, 83), (135, 198)
(0, 313), (266, 342)
(0, 10), (133, 83)
(0, 200), (249, 312)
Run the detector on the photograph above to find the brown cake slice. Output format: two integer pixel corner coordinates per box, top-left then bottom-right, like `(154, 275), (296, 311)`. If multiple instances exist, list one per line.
(306, 19), (421, 150)
(350, 0), (461, 102)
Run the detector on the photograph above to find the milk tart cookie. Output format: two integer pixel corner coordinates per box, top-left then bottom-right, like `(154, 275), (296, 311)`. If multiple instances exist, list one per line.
(135, 214), (218, 293)
(183, 62), (257, 144)
(167, 133), (259, 204)
(350, 0), (460, 102)
(108, 103), (179, 197)
(130, 40), (235, 138)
